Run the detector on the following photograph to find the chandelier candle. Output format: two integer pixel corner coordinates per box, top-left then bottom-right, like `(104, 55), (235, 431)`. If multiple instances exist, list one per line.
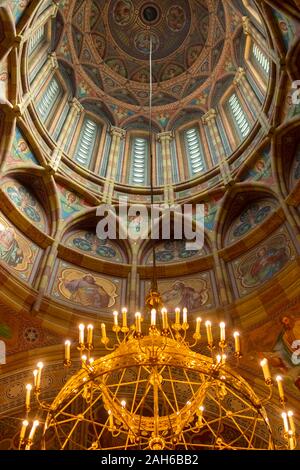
(205, 321), (213, 346)
(151, 309), (156, 326)
(87, 325), (94, 346)
(36, 362), (43, 390)
(195, 317), (202, 336)
(28, 420), (39, 443)
(233, 331), (241, 354)
(288, 411), (296, 434)
(79, 324), (85, 345)
(282, 412), (289, 433)
(25, 384), (32, 410)
(64, 340), (71, 362)
(135, 312), (142, 333)
(219, 322), (226, 343)
(108, 410), (114, 430)
(122, 308), (128, 329)
(113, 311), (119, 327)
(20, 420), (28, 443)
(182, 308), (188, 325)
(260, 358), (272, 384)
(175, 308), (180, 325)
(33, 369), (38, 388)
(161, 308), (168, 330)
(276, 375), (285, 402)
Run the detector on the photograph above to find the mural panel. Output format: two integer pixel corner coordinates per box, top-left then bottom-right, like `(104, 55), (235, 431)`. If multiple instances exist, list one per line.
(244, 301), (300, 396)
(51, 261), (125, 311)
(57, 184), (93, 220)
(283, 86), (300, 122)
(0, 213), (41, 283)
(240, 146), (274, 185)
(271, 9), (299, 52)
(2, 179), (47, 232)
(65, 230), (126, 263)
(289, 142), (300, 190)
(143, 272), (216, 313)
(8, 0), (30, 23)
(230, 228), (295, 297)
(226, 199), (277, 244)
(6, 127), (39, 166)
(145, 240), (206, 265)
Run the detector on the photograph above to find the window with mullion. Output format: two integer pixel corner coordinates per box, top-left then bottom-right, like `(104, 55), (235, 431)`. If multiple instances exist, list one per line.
(184, 127), (206, 178)
(252, 43), (270, 76)
(73, 118), (99, 169)
(37, 77), (61, 122)
(228, 93), (250, 140)
(129, 137), (149, 186)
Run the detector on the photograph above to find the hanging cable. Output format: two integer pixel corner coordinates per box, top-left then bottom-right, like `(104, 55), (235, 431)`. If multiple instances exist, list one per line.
(148, 35), (158, 292)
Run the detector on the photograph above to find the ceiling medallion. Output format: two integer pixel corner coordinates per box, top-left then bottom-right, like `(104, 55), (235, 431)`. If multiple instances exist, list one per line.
(141, 3), (161, 25)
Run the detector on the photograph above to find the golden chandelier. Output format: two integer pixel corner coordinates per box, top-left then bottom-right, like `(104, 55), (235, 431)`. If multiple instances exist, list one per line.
(19, 303), (297, 451)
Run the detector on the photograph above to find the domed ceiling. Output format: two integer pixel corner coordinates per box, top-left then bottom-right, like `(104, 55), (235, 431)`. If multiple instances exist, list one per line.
(56, 0), (242, 124)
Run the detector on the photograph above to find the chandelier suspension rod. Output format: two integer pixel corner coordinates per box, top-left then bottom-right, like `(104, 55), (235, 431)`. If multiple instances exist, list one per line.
(148, 34), (158, 292)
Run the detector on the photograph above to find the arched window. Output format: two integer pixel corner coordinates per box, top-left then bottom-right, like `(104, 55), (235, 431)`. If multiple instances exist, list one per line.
(252, 43), (270, 75)
(184, 127), (206, 176)
(129, 137), (149, 186)
(37, 77), (61, 122)
(228, 94), (250, 138)
(28, 25), (46, 55)
(171, 139), (179, 184)
(73, 117), (100, 168)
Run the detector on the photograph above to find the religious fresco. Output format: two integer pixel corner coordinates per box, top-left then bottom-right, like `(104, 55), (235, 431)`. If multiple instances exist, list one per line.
(226, 200), (277, 244)
(56, 184), (93, 220)
(113, 0), (134, 26)
(2, 179), (47, 232)
(0, 213), (41, 283)
(231, 230), (295, 297)
(283, 86), (300, 122)
(193, 193), (224, 233)
(271, 9), (299, 52)
(8, 0), (30, 23)
(5, 127), (39, 166)
(240, 146), (274, 185)
(143, 272), (215, 312)
(0, 59), (8, 104)
(145, 240), (206, 265)
(244, 302), (300, 395)
(51, 262), (123, 311)
(166, 5), (186, 32)
(65, 230), (126, 263)
(290, 143), (300, 189)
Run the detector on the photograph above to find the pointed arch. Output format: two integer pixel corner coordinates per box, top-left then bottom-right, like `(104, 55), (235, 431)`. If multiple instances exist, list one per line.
(215, 183), (281, 249)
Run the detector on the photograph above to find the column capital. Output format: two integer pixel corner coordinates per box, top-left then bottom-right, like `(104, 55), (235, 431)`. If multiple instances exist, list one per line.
(110, 126), (126, 139)
(233, 67), (246, 86)
(156, 131), (173, 143)
(202, 109), (217, 125)
(51, 4), (59, 18)
(242, 16), (251, 35)
(70, 97), (84, 114)
(49, 52), (58, 70)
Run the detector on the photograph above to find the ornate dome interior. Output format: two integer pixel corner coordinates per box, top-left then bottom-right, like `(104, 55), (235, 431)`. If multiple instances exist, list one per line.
(0, 0), (300, 451)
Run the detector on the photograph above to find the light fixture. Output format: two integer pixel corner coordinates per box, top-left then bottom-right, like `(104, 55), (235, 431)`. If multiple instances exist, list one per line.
(19, 314), (298, 450)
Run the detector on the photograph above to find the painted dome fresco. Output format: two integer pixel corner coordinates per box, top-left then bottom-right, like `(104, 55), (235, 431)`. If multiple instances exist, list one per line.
(22, 0), (274, 193)
(59, 0), (243, 112)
